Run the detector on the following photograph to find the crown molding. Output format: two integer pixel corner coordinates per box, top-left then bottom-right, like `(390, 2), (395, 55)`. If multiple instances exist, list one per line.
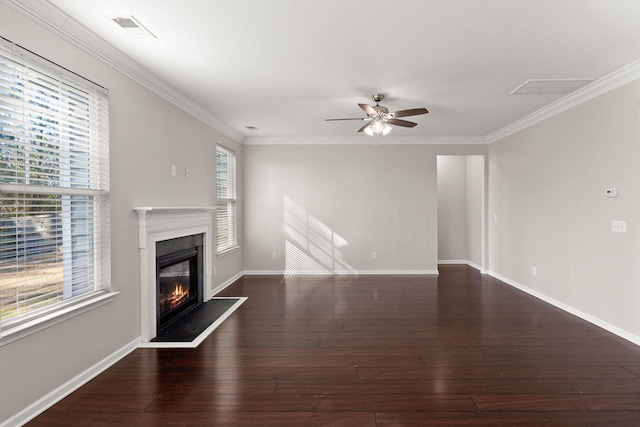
(243, 135), (488, 146)
(2, 0), (245, 143)
(487, 58), (640, 144)
(6, 1), (639, 147)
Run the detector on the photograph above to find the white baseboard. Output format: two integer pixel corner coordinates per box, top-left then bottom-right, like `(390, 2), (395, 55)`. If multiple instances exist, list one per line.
(243, 270), (286, 275)
(244, 269), (440, 276)
(438, 259), (487, 274)
(2, 337), (140, 427)
(488, 270), (640, 347)
(211, 271), (245, 296)
(355, 270), (439, 275)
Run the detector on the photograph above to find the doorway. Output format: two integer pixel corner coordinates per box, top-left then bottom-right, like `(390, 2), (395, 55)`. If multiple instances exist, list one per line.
(436, 155), (486, 272)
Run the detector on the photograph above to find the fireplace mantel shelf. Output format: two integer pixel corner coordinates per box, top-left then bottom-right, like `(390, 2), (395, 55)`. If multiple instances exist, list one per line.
(133, 207), (217, 249)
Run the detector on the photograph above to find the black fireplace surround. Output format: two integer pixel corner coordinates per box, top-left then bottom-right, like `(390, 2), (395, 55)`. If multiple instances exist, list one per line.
(156, 234), (204, 332)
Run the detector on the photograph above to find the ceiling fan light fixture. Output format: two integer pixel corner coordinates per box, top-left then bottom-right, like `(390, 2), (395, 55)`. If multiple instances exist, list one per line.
(371, 119), (385, 133)
(365, 118), (392, 136)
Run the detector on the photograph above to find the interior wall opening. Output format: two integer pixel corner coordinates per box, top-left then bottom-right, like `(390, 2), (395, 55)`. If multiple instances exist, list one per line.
(436, 155), (486, 272)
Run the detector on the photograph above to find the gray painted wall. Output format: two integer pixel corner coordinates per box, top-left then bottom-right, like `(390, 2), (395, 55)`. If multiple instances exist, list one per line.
(242, 144), (486, 274)
(466, 156), (485, 268)
(488, 79), (640, 340)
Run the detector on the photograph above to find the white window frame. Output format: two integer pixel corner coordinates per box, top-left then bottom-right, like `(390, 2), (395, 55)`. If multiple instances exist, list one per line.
(216, 145), (237, 254)
(0, 38), (114, 345)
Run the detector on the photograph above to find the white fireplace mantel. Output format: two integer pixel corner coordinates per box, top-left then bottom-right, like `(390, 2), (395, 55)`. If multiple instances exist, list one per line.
(134, 206), (217, 344)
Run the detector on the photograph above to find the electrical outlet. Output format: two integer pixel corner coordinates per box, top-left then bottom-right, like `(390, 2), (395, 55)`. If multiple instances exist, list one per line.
(372, 252), (378, 260)
(531, 267), (537, 276)
(272, 252), (277, 260)
(171, 165), (176, 176)
(185, 167), (190, 177)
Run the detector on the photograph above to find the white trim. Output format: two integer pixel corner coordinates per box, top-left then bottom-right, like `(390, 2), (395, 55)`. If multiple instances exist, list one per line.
(211, 271), (245, 295)
(1, 0), (244, 143)
(243, 135), (488, 146)
(355, 270), (440, 275)
(487, 58), (640, 143)
(243, 269), (440, 276)
(438, 260), (487, 274)
(134, 207), (216, 343)
(488, 270), (640, 348)
(0, 291), (118, 347)
(216, 246), (240, 257)
(138, 297), (247, 349)
(244, 270), (287, 275)
(1, 337), (139, 427)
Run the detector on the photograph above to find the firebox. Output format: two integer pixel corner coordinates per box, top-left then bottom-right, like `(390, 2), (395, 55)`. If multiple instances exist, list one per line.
(156, 234), (204, 332)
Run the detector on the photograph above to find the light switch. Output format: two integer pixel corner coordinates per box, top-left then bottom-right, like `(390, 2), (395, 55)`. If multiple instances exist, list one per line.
(612, 220), (627, 233)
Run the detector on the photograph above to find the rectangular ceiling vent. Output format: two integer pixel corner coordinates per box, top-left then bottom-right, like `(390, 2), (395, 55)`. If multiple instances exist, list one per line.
(511, 79), (593, 95)
(109, 15), (156, 39)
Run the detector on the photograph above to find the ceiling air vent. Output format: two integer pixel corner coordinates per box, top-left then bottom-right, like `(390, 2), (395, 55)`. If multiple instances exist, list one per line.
(511, 79), (593, 95)
(109, 15), (156, 39)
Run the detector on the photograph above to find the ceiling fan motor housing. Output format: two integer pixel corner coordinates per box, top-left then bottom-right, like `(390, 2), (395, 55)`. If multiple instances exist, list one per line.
(372, 105), (389, 118)
(370, 94), (389, 120)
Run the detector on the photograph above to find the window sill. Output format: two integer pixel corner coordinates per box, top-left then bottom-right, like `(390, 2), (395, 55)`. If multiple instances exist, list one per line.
(0, 291), (118, 347)
(217, 246), (240, 258)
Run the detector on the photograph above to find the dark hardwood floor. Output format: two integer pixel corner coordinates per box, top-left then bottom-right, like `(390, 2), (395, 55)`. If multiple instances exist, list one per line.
(28, 265), (640, 426)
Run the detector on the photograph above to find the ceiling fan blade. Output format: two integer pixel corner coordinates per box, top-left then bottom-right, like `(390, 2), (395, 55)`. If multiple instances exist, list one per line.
(325, 117), (366, 121)
(388, 118), (418, 128)
(358, 103), (377, 116)
(390, 107), (429, 118)
(357, 122), (372, 133)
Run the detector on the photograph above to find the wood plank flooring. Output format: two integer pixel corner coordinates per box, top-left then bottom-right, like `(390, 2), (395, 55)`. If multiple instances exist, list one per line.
(27, 265), (640, 426)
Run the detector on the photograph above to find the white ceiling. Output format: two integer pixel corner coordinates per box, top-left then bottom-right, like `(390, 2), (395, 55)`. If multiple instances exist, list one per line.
(37, 0), (640, 142)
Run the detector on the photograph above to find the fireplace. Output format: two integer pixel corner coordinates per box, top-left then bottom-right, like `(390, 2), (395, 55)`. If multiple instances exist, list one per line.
(134, 206), (216, 345)
(156, 234), (203, 332)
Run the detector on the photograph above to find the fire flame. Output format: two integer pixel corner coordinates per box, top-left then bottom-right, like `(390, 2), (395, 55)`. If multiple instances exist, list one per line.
(168, 282), (188, 309)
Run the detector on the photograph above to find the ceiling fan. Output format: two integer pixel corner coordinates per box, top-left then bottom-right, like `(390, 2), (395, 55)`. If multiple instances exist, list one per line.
(326, 94), (428, 136)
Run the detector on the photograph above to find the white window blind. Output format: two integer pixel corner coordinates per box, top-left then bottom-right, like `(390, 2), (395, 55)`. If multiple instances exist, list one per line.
(216, 145), (236, 253)
(0, 38), (111, 339)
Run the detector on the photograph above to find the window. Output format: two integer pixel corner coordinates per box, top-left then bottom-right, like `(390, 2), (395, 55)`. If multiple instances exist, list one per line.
(0, 38), (111, 343)
(216, 145), (236, 253)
